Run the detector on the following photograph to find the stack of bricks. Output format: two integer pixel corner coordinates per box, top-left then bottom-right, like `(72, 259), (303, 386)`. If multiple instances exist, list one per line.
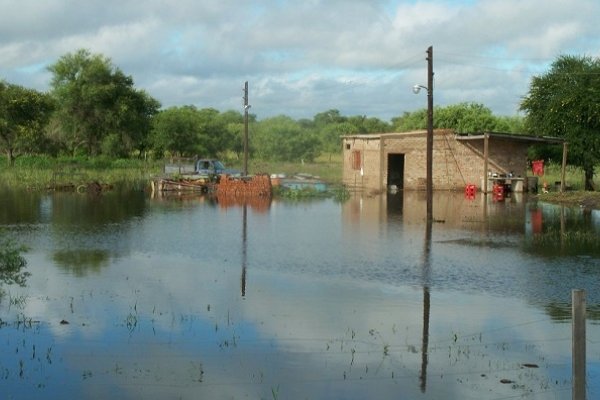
(215, 174), (272, 198)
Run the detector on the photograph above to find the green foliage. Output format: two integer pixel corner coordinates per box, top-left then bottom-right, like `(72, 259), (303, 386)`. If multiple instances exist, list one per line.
(150, 106), (245, 158)
(48, 49), (160, 156)
(0, 81), (54, 164)
(151, 106), (201, 156)
(435, 103), (498, 133)
(391, 103), (524, 133)
(520, 54), (600, 190)
(252, 115), (320, 162)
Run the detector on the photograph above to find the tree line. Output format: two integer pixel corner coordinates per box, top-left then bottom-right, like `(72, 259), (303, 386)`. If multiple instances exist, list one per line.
(1, 49), (598, 188)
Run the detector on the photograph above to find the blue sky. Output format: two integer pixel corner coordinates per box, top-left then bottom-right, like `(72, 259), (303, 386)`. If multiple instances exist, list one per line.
(1, 0), (598, 121)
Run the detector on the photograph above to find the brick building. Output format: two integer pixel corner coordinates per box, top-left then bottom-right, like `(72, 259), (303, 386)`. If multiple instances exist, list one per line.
(342, 130), (565, 193)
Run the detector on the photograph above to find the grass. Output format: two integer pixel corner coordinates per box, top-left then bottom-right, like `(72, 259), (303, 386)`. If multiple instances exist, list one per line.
(534, 162), (600, 209)
(0, 155), (164, 189)
(239, 153), (343, 183)
(537, 162), (590, 191)
(0, 154), (344, 190)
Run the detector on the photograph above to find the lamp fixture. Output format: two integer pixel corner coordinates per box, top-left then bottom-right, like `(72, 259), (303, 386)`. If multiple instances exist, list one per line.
(412, 84), (427, 94)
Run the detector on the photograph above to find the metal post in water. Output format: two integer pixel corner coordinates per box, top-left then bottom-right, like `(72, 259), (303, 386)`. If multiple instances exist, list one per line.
(572, 289), (586, 400)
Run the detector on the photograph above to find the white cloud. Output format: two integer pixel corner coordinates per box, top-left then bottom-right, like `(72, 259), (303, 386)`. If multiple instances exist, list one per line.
(1, 0), (599, 120)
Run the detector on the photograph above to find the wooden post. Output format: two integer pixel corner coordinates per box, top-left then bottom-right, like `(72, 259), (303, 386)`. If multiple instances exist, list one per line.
(380, 136), (386, 192)
(426, 46), (433, 222)
(483, 133), (489, 194)
(572, 289), (586, 400)
(243, 81), (249, 177)
(561, 142), (568, 193)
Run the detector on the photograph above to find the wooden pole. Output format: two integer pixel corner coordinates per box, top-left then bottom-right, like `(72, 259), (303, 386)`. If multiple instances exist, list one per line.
(572, 289), (586, 400)
(243, 81), (249, 177)
(483, 132), (489, 194)
(561, 142), (568, 192)
(426, 46), (434, 222)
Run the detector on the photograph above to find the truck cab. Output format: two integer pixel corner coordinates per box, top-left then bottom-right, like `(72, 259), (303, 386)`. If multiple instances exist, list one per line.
(195, 159), (240, 177)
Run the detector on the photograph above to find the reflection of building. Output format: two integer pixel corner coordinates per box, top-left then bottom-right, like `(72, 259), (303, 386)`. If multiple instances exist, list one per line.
(342, 191), (528, 234)
(342, 130), (564, 193)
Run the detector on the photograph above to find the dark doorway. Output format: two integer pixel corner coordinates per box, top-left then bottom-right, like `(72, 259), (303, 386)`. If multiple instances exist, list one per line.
(387, 154), (405, 190)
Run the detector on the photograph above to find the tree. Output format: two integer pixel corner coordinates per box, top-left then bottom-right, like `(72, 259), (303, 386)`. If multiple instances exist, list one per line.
(520, 55), (600, 190)
(48, 49), (159, 156)
(214, 110), (247, 159)
(253, 115), (320, 162)
(435, 103), (498, 133)
(392, 109), (428, 131)
(150, 106), (201, 157)
(320, 122), (359, 154)
(0, 81), (54, 165)
(392, 103), (524, 134)
(107, 88), (160, 157)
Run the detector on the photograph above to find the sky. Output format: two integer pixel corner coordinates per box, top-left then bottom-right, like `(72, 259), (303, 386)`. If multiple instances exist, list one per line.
(1, 0), (599, 122)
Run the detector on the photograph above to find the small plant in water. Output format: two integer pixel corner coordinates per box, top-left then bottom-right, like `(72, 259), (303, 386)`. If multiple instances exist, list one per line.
(271, 385), (280, 400)
(125, 312), (138, 332)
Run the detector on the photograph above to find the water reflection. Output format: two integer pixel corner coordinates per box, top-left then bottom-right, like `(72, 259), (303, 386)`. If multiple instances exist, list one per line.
(1, 187), (599, 399)
(420, 217), (432, 393)
(0, 236), (29, 290)
(241, 204), (248, 297)
(52, 249), (110, 276)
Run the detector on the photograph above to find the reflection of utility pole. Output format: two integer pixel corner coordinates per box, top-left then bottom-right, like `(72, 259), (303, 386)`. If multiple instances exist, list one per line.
(241, 204), (248, 297)
(243, 81), (250, 177)
(419, 217), (432, 393)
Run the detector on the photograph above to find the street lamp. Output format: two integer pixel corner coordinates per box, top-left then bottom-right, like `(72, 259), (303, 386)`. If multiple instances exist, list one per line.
(412, 46), (434, 222)
(412, 84), (427, 94)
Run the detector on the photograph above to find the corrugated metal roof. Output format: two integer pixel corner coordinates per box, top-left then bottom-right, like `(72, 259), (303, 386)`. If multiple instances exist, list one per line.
(342, 130), (565, 144)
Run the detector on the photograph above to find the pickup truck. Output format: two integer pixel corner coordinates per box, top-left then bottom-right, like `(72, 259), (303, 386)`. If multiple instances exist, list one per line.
(163, 158), (240, 177)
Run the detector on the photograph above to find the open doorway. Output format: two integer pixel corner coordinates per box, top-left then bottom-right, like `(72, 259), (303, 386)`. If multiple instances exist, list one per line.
(387, 153), (405, 190)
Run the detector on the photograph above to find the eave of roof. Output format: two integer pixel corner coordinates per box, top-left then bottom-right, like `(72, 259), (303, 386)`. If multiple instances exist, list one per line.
(342, 131), (565, 144)
(455, 132), (565, 144)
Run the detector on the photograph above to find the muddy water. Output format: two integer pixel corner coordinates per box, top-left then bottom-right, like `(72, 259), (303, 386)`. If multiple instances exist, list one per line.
(0, 187), (599, 399)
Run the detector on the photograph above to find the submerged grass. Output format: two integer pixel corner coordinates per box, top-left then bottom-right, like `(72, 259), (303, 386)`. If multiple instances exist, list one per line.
(524, 228), (600, 257)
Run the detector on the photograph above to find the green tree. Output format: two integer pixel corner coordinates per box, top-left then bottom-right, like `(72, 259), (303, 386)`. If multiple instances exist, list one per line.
(215, 110), (247, 159)
(0, 81), (54, 165)
(150, 106), (201, 157)
(48, 49), (159, 156)
(520, 55), (600, 190)
(392, 103), (524, 134)
(321, 122), (360, 154)
(253, 115), (320, 162)
(107, 88), (160, 157)
(435, 103), (498, 133)
(392, 109), (428, 131)
(313, 109), (346, 127)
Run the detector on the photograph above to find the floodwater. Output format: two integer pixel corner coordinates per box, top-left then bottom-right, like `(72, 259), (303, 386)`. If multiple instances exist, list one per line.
(0, 186), (599, 400)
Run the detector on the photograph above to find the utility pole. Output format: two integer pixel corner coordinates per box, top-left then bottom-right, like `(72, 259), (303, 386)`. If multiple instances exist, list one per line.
(243, 81), (249, 177)
(426, 46), (434, 222)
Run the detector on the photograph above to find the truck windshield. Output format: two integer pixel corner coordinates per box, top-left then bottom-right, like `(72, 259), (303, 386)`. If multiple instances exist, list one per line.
(213, 161), (225, 170)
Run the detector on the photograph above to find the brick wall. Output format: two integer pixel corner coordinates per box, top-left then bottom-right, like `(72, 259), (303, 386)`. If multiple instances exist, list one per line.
(342, 130), (531, 192)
